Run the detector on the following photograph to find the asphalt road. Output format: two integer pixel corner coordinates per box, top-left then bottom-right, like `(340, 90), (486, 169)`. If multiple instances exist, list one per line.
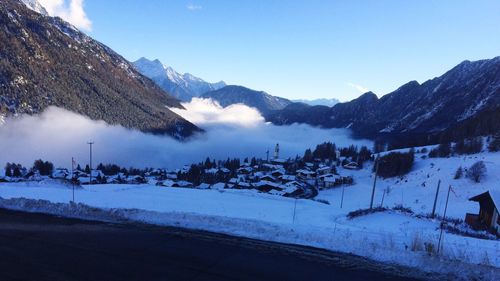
(0, 209), (428, 281)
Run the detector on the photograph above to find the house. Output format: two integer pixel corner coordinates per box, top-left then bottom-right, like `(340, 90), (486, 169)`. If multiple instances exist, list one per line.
(236, 182), (252, 189)
(254, 180), (282, 193)
(270, 170), (285, 178)
(343, 161), (359, 170)
(172, 181), (193, 188)
(296, 169), (316, 180)
(279, 175), (296, 183)
(465, 190), (500, 235)
(259, 175), (276, 182)
(197, 183), (211, 190)
(237, 167), (253, 174)
(212, 182), (226, 190)
(316, 166), (333, 176)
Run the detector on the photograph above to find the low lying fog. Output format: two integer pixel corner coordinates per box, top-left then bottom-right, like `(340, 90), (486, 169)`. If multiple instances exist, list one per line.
(0, 98), (372, 169)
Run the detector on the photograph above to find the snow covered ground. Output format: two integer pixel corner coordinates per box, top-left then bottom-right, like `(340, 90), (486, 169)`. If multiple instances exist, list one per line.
(1, 149), (499, 280)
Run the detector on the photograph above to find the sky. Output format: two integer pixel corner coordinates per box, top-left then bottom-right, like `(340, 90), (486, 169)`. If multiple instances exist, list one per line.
(38, 0), (500, 102)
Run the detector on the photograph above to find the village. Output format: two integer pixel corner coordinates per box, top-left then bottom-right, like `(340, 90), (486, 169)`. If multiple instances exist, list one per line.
(1, 141), (499, 239)
(2, 144), (356, 199)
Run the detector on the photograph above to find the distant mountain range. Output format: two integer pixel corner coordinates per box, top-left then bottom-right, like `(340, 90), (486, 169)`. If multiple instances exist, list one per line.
(201, 85), (292, 114)
(133, 59), (294, 114)
(133, 57), (226, 101)
(267, 57), (500, 146)
(292, 98), (339, 107)
(0, 0), (199, 138)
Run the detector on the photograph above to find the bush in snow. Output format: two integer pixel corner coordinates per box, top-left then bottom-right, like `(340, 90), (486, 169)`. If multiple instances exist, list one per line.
(488, 134), (500, 152)
(466, 161), (487, 183)
(454, 166), (463, 179)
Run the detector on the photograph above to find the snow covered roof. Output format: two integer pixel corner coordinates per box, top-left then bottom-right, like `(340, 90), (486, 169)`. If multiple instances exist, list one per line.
(469, 190), (500, 209)
(280, 175), (296, 181)
(212, 182), (225, 190)
(205, 168), (219, 174)
(197, 183), (210, 189)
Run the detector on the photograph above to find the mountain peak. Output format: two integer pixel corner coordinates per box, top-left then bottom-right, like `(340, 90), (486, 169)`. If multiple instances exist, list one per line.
(133, 58), (226, 101)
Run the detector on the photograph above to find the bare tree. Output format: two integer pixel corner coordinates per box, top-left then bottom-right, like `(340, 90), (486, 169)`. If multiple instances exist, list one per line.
(466, 161), (487, 183)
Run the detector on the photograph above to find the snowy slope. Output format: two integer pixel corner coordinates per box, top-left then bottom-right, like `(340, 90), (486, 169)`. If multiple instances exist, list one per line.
(1, 150), (500, 279)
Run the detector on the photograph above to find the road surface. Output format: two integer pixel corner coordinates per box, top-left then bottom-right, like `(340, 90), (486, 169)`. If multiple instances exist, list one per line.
(0, 208), (428, 281)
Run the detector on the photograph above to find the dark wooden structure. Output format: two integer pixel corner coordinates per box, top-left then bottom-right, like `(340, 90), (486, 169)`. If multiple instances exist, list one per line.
(466, 191), (500, 235)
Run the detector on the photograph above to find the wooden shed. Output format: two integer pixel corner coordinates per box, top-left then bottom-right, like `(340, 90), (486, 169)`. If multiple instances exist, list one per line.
(465, 190), (500, 235)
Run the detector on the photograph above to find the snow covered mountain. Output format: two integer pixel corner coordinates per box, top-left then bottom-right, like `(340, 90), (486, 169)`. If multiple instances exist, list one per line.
(201, 85), (292, 114)
(293, 98), (339, 107)
(267, 57), (500, 145)
(0, 0), (199, 138)
(133, 57), (226, 101)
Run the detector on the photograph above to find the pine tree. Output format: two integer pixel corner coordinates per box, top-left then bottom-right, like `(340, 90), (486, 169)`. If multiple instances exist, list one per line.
(5, 163), (12, 177)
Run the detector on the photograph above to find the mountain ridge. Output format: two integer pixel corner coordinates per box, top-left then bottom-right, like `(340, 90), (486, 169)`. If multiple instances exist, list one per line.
(201, 85), (292, 114)
(266, 56), (500, 145)
(133, 57), (226, 101)
(0, 0), (200, 139)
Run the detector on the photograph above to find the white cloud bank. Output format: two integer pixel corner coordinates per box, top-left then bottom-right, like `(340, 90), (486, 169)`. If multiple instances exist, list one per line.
(38, 0), (92, 31)
(0, 101), (371, 169)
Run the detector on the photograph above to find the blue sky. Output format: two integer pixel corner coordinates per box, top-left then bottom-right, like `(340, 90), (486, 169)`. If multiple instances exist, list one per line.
(80, 0), (500, 101)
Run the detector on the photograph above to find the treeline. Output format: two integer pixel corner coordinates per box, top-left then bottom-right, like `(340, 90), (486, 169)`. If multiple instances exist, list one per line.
(303, 142), (372, 165)
(4, 159), (53, 177)
(429, 136), (484, 158)
(376, 150), (415, 178)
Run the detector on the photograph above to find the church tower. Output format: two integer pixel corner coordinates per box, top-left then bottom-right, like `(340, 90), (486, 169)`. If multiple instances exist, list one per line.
(274, 143), (279, 159)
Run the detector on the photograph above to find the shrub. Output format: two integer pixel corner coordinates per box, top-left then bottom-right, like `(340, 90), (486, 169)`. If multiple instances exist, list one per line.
(454, 166), (463, 179)
(466, 161), (487, 183)
(347, 207), (387, 219)
(488, 134), (500, 152)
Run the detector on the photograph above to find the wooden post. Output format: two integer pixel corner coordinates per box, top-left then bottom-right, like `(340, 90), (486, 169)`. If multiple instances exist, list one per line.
(370, 157), (379, 209)
(340, 184), (345, 208)
(431, 180), (441, 218)
(380, 188), (386, 208)
(437, 185), (452, 254)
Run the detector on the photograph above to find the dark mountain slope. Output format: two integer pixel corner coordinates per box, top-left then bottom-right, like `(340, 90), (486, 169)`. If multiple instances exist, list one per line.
(0, 0), (199, 138)
(201, 85), (292, 114)
(266, 57), (500, 143)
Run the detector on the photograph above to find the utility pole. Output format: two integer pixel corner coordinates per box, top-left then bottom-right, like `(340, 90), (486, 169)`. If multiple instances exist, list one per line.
(431, 180), (441, 218)
(437, 185), (452, 254)
(87, 141), (94, 184)
(370, 157), (380, 209)
(71, 157), (75, 202)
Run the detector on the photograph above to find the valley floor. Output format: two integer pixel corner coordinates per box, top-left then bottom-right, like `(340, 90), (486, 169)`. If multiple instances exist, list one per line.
(1, 149), (499, 280)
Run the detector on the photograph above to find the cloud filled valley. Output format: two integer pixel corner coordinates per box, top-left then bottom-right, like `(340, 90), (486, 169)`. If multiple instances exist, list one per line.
(0, 99), (371, 170)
